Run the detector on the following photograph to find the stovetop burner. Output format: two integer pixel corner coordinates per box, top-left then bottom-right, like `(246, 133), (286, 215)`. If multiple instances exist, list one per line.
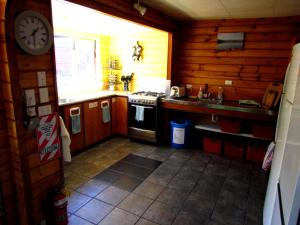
(129, 91), (166, 105)
(131, 91), (166, 97)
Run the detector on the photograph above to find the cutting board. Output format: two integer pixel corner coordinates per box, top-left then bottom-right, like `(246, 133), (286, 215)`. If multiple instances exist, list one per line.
(262, 82), (283, 109)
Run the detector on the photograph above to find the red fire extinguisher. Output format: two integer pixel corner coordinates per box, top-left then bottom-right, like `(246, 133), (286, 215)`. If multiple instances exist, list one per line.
(53, 192), (68, 225)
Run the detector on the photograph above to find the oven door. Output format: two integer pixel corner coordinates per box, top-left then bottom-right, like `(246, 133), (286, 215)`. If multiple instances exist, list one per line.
(128, 103), (157, 131)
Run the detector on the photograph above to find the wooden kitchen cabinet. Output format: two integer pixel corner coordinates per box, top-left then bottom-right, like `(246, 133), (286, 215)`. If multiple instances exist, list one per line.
(83, 98), (111, 146)
(62, 103), (85, 153)
(111, 96), (128, 135)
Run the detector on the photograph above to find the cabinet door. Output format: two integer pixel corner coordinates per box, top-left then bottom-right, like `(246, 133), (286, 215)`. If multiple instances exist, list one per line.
(83, 100), (102, 146)
(99, 98), (112, 140)
(62, 104), (85, 153)
(112, 96), (128, 135)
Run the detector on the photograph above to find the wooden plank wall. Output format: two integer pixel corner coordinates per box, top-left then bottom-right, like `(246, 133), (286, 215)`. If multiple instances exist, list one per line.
(3, 0), (63, 224)
(173, 17), (300, 101)
(0, 1), (19, 224)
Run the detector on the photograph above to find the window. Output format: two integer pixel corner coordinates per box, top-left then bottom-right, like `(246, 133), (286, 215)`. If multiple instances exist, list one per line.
(54, 35), (100, 96)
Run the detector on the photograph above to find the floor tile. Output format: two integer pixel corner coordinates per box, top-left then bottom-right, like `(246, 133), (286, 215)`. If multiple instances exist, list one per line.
(68, 215), (94, 225)
(118, 193), (153, 216)
(135, 218), (159, 225)
(182, 159), (207, 172)
(75, 199), (113, 224)
(212, 205), (245, 225)
(190, 151), (211, 164)
(147, 148), (173, 162)
(113, 174), (143, 192)
(98, 208), (139, 225)
(67, 191), (92, 213)
(133, 181), (165, 199)
(94, 169), (123, 184)
(76, 179), (109, 197)
(96, 186), (129, 206)
(157, 187), (188, 207)
(216, 189), (247, 210)
(173, 211), (208, 225)
(183, 194), (215, 218)
(204, 163), (229, 177)
(167, 176), (195, 193)
(222, 179), (249, 197)
(143, 201), (180, 225)
(174, 167), (202, 183)
(227, 168), (250, 185)
(121, 154), (161, 170)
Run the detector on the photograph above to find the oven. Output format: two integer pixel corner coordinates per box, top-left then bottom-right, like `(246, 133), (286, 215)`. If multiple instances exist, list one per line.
(128, 91), (164, 143)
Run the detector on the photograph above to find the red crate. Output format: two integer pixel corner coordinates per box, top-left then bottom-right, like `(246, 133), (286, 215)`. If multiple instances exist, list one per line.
(203, 137), (222, 154)
(224, 141), (244, 159)
(219, 118), (241, 133)
(252, 123), (274, 140)
(247, 144), (266, 163)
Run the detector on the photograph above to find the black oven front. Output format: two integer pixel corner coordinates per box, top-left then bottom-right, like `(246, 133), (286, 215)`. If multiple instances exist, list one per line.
(128, 102), (158, 143)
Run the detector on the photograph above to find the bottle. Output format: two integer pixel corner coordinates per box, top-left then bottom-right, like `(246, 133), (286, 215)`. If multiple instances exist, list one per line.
(197, 87), (203, 99)
(217, 86), (223, 101)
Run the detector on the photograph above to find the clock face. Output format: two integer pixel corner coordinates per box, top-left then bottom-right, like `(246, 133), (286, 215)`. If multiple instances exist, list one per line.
(15, 11), (53, 55)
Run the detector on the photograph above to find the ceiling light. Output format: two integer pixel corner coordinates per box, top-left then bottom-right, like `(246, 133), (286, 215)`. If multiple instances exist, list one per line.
(133, 0), (147, 16)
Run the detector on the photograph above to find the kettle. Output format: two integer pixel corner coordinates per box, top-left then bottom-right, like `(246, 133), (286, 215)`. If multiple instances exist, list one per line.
(170, 86), (185, 98)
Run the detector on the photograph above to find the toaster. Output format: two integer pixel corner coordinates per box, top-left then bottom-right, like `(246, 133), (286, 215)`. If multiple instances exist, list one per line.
(170, 86), (185, 98)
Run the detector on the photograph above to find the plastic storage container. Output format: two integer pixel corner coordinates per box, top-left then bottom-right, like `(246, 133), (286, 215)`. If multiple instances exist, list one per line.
(219, 117), (241, 133)
(203, 136), (222, 154)
(224, 141), (244, 159)
(170, 120), (192, 148)
(252, 122), (274, 140)
(247, 143), (267, 163)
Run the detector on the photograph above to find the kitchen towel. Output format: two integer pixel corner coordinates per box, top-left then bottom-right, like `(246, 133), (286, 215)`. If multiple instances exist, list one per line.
(135, 105), (145, 122)
(59, 116), (72, 162)
(71, 114), (81, 134)
(102, 106), (111, 123)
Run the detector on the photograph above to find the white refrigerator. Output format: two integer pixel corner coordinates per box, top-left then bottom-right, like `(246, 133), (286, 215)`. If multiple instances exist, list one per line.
(263, 43), (300, 225)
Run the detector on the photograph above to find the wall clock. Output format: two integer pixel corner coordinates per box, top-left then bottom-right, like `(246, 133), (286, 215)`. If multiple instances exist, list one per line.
(14, 10), (53, 55)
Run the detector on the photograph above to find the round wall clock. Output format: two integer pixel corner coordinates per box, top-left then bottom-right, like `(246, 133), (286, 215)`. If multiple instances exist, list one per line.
(14, 10), (54, 55)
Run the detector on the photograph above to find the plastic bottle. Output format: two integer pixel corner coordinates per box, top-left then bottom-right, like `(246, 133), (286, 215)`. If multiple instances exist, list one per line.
(217, 87), (223, 101)
(197, 87), (203, 99)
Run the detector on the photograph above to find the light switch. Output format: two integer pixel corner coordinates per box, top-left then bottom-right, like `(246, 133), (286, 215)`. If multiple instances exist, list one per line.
(39, 87), (49, 103)
(37, 71), (47, 87)
(38, 105), (52, 116)
(25, 89), (36, 106)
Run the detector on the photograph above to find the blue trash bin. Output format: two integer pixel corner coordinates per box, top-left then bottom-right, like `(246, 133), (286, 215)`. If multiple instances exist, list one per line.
(170, 120), (192, 148)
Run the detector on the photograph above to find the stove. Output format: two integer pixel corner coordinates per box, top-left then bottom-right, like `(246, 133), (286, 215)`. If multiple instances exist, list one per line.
(128, 91), (166, 105)
(128, 91), (165, 143)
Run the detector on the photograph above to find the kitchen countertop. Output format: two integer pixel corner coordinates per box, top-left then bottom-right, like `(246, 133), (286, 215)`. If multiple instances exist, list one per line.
(160, 97), (278, 118)
(58, 90), (131, 106)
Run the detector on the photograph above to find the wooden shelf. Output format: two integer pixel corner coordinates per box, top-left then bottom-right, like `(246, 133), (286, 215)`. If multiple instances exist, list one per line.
(194, 120), (271, 141)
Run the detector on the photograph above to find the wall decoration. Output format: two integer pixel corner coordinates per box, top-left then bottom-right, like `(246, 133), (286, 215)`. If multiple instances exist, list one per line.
(216, 32), (244, 51)
(36, 113), (61, 163)
(132, 41), (143, 61)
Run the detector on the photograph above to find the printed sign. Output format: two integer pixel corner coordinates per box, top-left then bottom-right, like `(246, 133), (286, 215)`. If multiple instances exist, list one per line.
(173, 127), (185, 144)
(36, 113), (61, 163)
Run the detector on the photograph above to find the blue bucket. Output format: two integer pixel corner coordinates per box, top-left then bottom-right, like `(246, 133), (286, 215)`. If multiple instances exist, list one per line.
(170, 120), (192, 149)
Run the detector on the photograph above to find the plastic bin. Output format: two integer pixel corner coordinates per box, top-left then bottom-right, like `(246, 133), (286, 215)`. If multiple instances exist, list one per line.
(170, 120), (192, 148)
(252, 123), (274, 140)
(224, 141), (244, 159)
(219, 117), (241, 133)
(203, 136), (222, 154)
(247, 143), (267, 163)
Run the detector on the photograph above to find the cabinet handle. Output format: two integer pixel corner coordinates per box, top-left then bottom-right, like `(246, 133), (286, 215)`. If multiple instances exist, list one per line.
(101, 100), (110, 108)
(70, 107), (80, 116)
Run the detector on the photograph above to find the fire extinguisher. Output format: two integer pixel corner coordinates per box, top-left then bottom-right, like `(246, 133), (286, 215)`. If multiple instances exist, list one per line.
(53, 191), (68, 225)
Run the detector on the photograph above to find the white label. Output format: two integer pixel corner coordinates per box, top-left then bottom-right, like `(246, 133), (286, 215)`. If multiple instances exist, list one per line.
(173, 127), (185, 144)
(89, 102), (98, 108)
(37, 71), (47, 87)
(26, 107), (36, 116)
(38, 105), (52, 116)
(25, 89), (36, 106)
(39, 87), (49, 103)
(225, 80), (232, 85)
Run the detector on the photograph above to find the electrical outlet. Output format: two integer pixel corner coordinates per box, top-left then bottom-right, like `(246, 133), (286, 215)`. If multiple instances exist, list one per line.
(225, 80), (232, 85)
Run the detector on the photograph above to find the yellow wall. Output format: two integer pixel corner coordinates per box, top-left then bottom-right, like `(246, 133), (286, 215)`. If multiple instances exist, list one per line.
(109, 29), (168, 91)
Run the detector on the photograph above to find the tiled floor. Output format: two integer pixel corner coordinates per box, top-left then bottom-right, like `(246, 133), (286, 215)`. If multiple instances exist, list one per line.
(64, 137), (268, 225)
